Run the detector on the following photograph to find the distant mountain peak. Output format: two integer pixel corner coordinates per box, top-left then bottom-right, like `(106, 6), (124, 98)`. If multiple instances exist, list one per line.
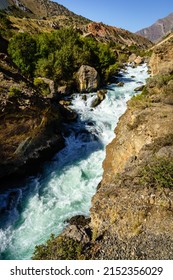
(136, 12), (173, 42)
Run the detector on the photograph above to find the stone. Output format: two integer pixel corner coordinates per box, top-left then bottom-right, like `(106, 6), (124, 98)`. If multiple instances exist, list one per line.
(58, 85), (71, 96)
(117, 82), (124, 87)
(128, 54), (143, 66)
(59, 100), (71, 106)
(62, 225), (91, 243)
(91, 89), (107, 108)
(91, 97), (101, 108)
(134, 56), (143, 65)
(134, 85), (145, 92)
(128, 53), (137, 63)
(82, 95), (87, 101)
(36, 77), (55, 98)
(97, 89), (107, 100)
(76, 65), (100, 93)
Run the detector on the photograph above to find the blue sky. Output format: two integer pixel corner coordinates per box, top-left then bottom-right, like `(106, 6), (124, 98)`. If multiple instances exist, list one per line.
(55, 0), (173, 32)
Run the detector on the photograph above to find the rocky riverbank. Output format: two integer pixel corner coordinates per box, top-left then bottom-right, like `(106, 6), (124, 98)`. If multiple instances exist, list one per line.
(33, 35), (173, 260)
(0, 53), (78, 188)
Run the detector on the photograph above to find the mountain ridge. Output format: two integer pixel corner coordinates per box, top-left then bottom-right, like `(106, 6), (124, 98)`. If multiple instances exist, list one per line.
(137, 12), (173, 42)
(0, 0), (76, 18)
(0, 0), (152, 48)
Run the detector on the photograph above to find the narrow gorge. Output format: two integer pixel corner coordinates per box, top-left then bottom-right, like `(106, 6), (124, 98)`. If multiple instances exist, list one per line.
(0, 0), (173, 261)
(0, 64), (148, 260)
(33, 36), (173, 260)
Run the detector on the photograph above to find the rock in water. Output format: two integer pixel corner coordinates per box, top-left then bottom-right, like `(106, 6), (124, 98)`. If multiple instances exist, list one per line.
(91, 89), (107, 108)
(76, 65), (100, 93)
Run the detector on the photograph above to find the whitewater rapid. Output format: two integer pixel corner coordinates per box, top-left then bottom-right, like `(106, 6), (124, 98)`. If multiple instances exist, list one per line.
(0, 64), (149, 259)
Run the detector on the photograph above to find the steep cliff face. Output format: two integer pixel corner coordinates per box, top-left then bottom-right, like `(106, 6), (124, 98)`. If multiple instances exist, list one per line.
(0, 53), (66, 186)
(149, 33), (173, 76)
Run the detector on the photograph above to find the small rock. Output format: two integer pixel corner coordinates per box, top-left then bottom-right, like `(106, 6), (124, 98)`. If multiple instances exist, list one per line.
(117, 82), (124, 87)
(134, 85), (145, 92)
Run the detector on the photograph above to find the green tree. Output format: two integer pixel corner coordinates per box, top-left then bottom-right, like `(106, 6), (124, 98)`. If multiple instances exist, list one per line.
(97, 43), (116, 74)
(8, 33), (36, 77)
(36, 33), (55, 58)
(54, 45), (74, 80)
(35, 53), (55, 78)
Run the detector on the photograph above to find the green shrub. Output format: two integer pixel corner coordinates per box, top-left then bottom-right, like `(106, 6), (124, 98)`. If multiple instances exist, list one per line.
(105, 63), (119, 81)
(32, 234), (85, 260)
(147, 74), (173, 89)
(141, 158), (173, 189)
(34, 78), (50, 96)
(8, 27), (119, 82)
(129, 86), (150, 108)
(8, 86), (21, 98)
(8, 33), (37, 77)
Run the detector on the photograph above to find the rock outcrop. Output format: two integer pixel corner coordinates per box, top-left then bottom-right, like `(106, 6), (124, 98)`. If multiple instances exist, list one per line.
(86, 22), (153, 47)
(76, 65), (100, 93)
(0, 53), (65, 186)
(149, 34), (173, 76)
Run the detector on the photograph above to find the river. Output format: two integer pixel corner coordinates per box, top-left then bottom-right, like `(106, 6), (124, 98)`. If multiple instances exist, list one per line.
(0, 64), (149, 259)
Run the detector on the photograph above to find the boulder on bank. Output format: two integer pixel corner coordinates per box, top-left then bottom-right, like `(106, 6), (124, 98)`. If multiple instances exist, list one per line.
(76, 65), (100, 93)
(128, 53), (144, 66)
(58, 84), (72, 96)
(128, 53), (137, 63)
(135, 56), (144, 65)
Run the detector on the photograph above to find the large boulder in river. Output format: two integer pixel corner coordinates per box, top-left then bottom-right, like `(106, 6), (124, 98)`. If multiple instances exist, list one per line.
(91, 89), (107, 108)
(76, 65), (100, 93)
